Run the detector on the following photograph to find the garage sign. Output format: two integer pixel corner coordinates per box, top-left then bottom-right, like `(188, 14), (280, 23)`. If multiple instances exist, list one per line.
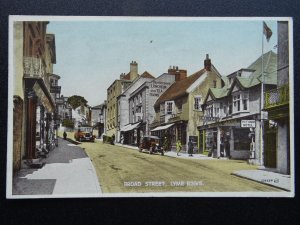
(241, 120), (256, 128)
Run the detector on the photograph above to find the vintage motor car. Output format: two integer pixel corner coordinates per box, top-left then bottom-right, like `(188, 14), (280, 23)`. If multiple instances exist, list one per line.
(139, 136), (164, 155)
(74, 126), (96, 142)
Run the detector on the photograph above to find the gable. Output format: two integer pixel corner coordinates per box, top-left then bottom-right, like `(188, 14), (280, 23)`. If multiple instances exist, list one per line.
(232, 83), (241, 93)
(207, 94), (213, 102)
(186, 71), (208, 93)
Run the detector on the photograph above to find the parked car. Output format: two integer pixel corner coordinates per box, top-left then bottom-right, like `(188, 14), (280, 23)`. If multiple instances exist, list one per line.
(74, 126), (95, 142)
(139, 136), (164, 155)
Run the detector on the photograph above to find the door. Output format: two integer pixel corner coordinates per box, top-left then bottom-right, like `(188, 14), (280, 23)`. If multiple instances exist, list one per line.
(264, 122), (277, 168)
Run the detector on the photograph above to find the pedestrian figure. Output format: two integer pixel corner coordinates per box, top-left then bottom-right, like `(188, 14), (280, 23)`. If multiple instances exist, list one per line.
(188, 138), (194, 156)
(63, 131), (67, 140)
(111, 134), (115, 145)
(176, 139), (182, 156)
(225, 138), (231, 159)
(163, 136), (170, 152)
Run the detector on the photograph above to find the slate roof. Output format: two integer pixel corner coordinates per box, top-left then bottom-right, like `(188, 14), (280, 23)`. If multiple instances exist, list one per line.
(204, 51), (277, 102)
(236, 50), (277, 88)
(154, 68), (206, 108)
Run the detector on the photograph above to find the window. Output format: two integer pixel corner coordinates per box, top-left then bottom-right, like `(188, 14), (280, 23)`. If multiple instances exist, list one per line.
(166, 101), (173, 115)
(213, 80), (217, 88)
(178, 103), (182, 113)
(214, 103), (220, 117)
(233, 94), (241, 112)
(228, 103), (232, 115)
(223, 104), (227, 115)
(194, 96), (202, 111)
(160, 103), (165, 115)
(232, 91), (249, 113)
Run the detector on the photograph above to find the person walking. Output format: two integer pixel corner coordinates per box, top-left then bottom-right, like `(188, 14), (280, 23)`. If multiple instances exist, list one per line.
(111, 134), (115, 145)
(188, 138), (194, 157)
(63, 131), (67, 140)
(176, 139), (182, 156)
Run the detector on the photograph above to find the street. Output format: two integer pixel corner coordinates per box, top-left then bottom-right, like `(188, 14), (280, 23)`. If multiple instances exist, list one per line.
(78, 138), (281, 193)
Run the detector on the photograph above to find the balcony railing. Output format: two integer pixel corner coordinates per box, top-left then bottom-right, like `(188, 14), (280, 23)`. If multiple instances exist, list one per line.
(24, 57), (50, 89)
(265, 84), (289, 109)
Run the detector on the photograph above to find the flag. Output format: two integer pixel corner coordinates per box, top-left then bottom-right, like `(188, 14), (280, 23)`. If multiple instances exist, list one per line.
(263, 21), (272, 42)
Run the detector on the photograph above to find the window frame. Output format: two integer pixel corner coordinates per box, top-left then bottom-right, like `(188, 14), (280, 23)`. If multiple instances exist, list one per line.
(194, 95), (202, 111)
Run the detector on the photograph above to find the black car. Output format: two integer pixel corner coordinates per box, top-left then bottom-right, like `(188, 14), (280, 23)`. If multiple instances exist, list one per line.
(139, 136), (164, 155)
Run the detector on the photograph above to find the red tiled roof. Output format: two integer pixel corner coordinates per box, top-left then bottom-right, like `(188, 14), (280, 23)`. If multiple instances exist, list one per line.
(122, 72), (131, 80)
(154, 68), (206, 108)
(140, 71), (155, 79)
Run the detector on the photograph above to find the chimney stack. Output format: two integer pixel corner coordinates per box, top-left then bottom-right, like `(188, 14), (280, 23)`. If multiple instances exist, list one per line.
(120, 73), (125, 79)
(175, 69), (187, 81)
(130, 61), (138, 80)
(168, 66), (187, 81)
(204, 54), (211, 71)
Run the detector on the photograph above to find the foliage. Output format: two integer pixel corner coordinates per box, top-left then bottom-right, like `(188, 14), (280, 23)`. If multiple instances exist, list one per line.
(67, 95), (88, 110)
(62, 119), (74, 129)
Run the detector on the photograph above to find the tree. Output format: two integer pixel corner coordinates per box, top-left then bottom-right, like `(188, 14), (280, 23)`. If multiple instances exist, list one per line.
(67, 95), (88, 110)
(62, 119), (74, 129)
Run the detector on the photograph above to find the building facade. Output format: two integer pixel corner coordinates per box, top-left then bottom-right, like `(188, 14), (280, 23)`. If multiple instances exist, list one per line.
(13, 21), (58, 172)
(90, 102), (107, 138)
(72, 105), (91, 128)
(264, 21), (290, 174)
(122, 71), (177, 146)
(151, 55), (223, 151)
(200, 51), (277, 164)
(106, 61), (138, 137)
(117, 71), (155, 143)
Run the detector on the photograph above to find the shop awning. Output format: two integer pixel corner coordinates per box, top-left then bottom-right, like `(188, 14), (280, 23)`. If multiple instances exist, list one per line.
(120, 122), (141, 132)
(151, 123), (174, 132)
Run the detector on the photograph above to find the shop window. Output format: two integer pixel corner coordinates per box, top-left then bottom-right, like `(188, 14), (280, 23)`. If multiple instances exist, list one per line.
(233, 128), (251, 150)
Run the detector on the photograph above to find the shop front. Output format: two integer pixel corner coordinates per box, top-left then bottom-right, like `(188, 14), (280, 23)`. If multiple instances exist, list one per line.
(120, 122), (142, 146)
(198, 118), (259, 160)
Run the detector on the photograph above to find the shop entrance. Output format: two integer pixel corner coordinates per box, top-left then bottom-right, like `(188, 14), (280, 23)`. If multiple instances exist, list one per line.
(264, 122), (277, 168)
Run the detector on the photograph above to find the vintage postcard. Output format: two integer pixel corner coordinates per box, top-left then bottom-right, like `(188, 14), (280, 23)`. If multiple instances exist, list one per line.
(7, 16), (294, 198)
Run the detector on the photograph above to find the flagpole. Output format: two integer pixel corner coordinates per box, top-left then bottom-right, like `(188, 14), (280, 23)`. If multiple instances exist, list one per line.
(260, 21), (265, 166)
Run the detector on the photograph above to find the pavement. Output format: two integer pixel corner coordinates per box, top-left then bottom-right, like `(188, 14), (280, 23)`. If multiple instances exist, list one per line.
(116, 142), (292, 192)
(232, 169), (292, 191)
(12, 137), (101, 197)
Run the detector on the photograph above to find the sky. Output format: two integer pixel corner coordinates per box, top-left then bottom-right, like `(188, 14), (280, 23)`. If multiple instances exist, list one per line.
(47, 18), (278, 106)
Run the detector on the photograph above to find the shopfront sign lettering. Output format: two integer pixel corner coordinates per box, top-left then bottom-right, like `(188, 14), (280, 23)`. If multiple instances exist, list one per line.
(241, 120), (256, 128)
